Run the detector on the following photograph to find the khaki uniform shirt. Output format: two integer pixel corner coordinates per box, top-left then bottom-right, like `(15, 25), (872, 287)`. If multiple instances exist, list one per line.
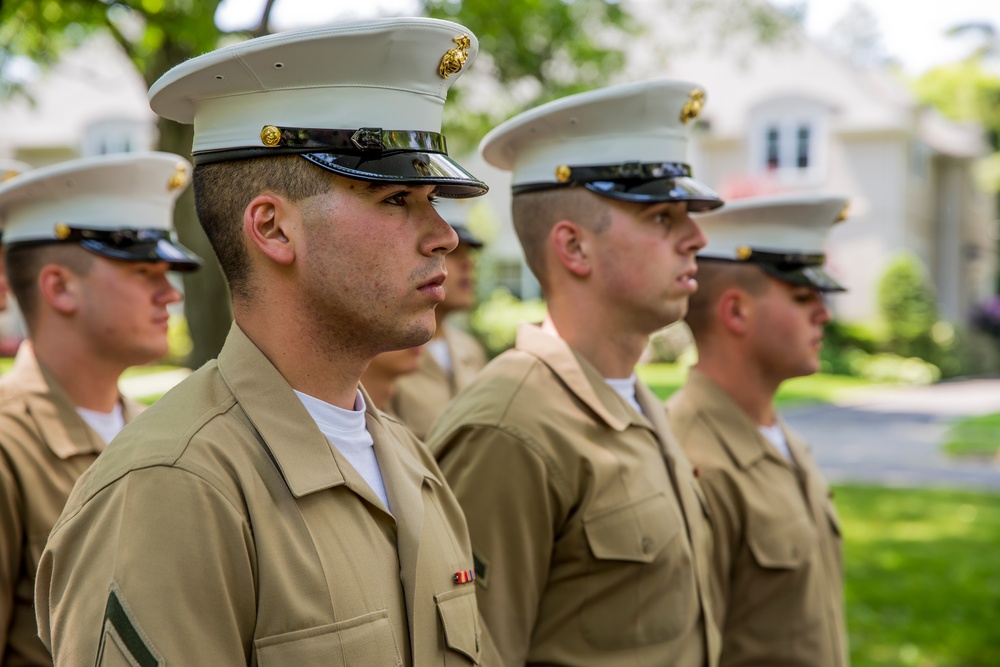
(36, 324), (491, 667)
(427, 324), (719, 667)
(667, 369), (848, 667)
(0, 343), (142, 667)
(393, 324), (487, 440)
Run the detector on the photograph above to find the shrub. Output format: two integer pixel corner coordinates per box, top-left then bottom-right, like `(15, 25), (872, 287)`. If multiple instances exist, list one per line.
(877, 252), (938, 359)
(469, 288), (547, 358)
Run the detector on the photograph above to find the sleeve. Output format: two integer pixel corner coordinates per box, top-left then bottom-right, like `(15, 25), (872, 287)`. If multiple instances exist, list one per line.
(36, 466), (257, 666)
(0, 450), (23, 650)
(696, 467), (742, 627)
(434, 425), (567, 667)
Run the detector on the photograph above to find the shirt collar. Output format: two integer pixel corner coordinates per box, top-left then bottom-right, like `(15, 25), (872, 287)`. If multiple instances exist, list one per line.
(514, 322), (649, 432)
(9, 342), (124, 459)
(680, 368), (787, 470)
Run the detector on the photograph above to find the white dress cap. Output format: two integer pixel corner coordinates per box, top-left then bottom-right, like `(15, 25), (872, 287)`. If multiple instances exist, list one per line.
(479, 79), (722, 210)
(0, 152), (201, 271)
(695, 192), (850, 292)
(149, 17), (488, 197)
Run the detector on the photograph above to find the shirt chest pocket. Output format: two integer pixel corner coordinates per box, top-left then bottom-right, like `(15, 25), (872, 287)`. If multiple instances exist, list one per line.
(583, 492), (682, 563)
(581, 492), (695, 649)
(254, 609), (402, 667)
(747, 516), (817, 570)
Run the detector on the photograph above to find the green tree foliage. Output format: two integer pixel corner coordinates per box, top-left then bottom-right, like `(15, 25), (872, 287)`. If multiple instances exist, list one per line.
(912, 23), (1000, 194)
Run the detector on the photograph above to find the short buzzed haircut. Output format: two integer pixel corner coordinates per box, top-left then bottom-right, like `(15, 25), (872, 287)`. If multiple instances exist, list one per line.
(193, 155), (335, 300)
(685, 259), (770, 342)
(5, 244), (95, 331)
(511, 187), (611, 294)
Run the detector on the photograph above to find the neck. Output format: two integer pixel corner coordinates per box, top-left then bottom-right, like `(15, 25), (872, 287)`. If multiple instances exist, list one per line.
(544, 296), (647, 378)
(235, 304), (368, 410)
(30, 328), (124, 413)
(694, 341), (779, 425)
(360, 366), (398, 412)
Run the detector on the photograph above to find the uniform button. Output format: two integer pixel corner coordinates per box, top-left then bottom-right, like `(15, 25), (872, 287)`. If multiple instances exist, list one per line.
(692, 466), (701, 479)
(476, 633), (480, 651)
(641, 536), (653, 554)
(828, 489), (835, 499)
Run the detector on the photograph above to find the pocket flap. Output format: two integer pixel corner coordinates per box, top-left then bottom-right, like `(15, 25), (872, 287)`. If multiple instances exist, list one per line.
(583, 493), (681, 563)
(748, 518), (815, 569)
(435, 588), (481, 663)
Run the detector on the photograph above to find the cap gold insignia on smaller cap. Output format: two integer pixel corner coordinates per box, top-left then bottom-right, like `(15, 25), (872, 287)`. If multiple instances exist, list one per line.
(54, 223), (71, 240)
(555, 165), (572, 183)
(836, 203), (849, 222)
(736, 245), (753, 260)
(167, 162), (189, 192)
(260, 125), (282, 147)
(679, 88), (705, 124)
(438, 34), (472, 79)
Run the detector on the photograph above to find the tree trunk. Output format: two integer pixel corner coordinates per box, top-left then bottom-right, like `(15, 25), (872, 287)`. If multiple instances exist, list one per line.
(157, 117), (233, 368)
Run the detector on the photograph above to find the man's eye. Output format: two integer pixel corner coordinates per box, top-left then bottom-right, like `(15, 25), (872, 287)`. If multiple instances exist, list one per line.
(384, 191), (410, 206)
(793, 292), (815, 304)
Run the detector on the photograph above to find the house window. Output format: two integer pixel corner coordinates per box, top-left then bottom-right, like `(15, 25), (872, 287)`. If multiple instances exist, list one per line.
(766, 126), (780, 170)
(796, 125), (810, 168)
(82, 119), (155, 157)
(760, 122), (815, 172)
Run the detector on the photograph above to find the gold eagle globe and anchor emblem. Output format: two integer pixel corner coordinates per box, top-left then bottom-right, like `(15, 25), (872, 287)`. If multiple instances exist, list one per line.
(167, 162), (189, 192)
(438, 35), (472, 79)
(679, 88), (705, 124)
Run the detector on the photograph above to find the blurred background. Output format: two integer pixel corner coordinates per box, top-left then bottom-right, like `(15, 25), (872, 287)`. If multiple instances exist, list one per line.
(2, 0), (999, 664)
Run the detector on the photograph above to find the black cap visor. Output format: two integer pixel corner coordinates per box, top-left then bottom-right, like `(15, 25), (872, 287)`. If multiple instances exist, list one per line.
(80, 236), (202, 272)
(758, 262), (845, 292)
(452, 225), (483, 248)
(583, 175), (723, 211)
(303, 151), (488, 198)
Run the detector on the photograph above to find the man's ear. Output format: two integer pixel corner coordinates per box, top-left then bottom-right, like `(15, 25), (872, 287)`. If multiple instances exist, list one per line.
(243, 193), (297, 266)
(717, 288), (753, 336)
(550, 219), (592, 278)
(37, 264), (81, 315)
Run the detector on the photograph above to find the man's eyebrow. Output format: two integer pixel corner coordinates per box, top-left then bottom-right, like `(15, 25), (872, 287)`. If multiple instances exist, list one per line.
(365, 182), (398, 193)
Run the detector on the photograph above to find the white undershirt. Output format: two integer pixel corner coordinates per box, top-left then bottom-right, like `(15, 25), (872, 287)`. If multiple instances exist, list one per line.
(759, 422), (794, 463)
(427, 337), (452, 373)
(76, 403), (126, 445)
(605, 374), (644, 417)
(294, 389), (390, 511)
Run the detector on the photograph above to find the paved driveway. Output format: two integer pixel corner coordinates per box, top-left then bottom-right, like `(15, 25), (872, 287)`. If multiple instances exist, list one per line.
(783, 379), (1000, 490)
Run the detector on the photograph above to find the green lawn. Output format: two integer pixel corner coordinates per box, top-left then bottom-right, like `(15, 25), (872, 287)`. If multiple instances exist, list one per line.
(942, 412), (1000, 458)
(838, 485), (1000, 667)
(638, 363), (883, 406)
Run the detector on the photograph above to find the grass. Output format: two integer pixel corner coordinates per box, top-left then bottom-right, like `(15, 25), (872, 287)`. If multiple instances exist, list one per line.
(838, 484), (1000, 667)
(637, 362), (884, 406)
(942, 412), (1000, 458)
